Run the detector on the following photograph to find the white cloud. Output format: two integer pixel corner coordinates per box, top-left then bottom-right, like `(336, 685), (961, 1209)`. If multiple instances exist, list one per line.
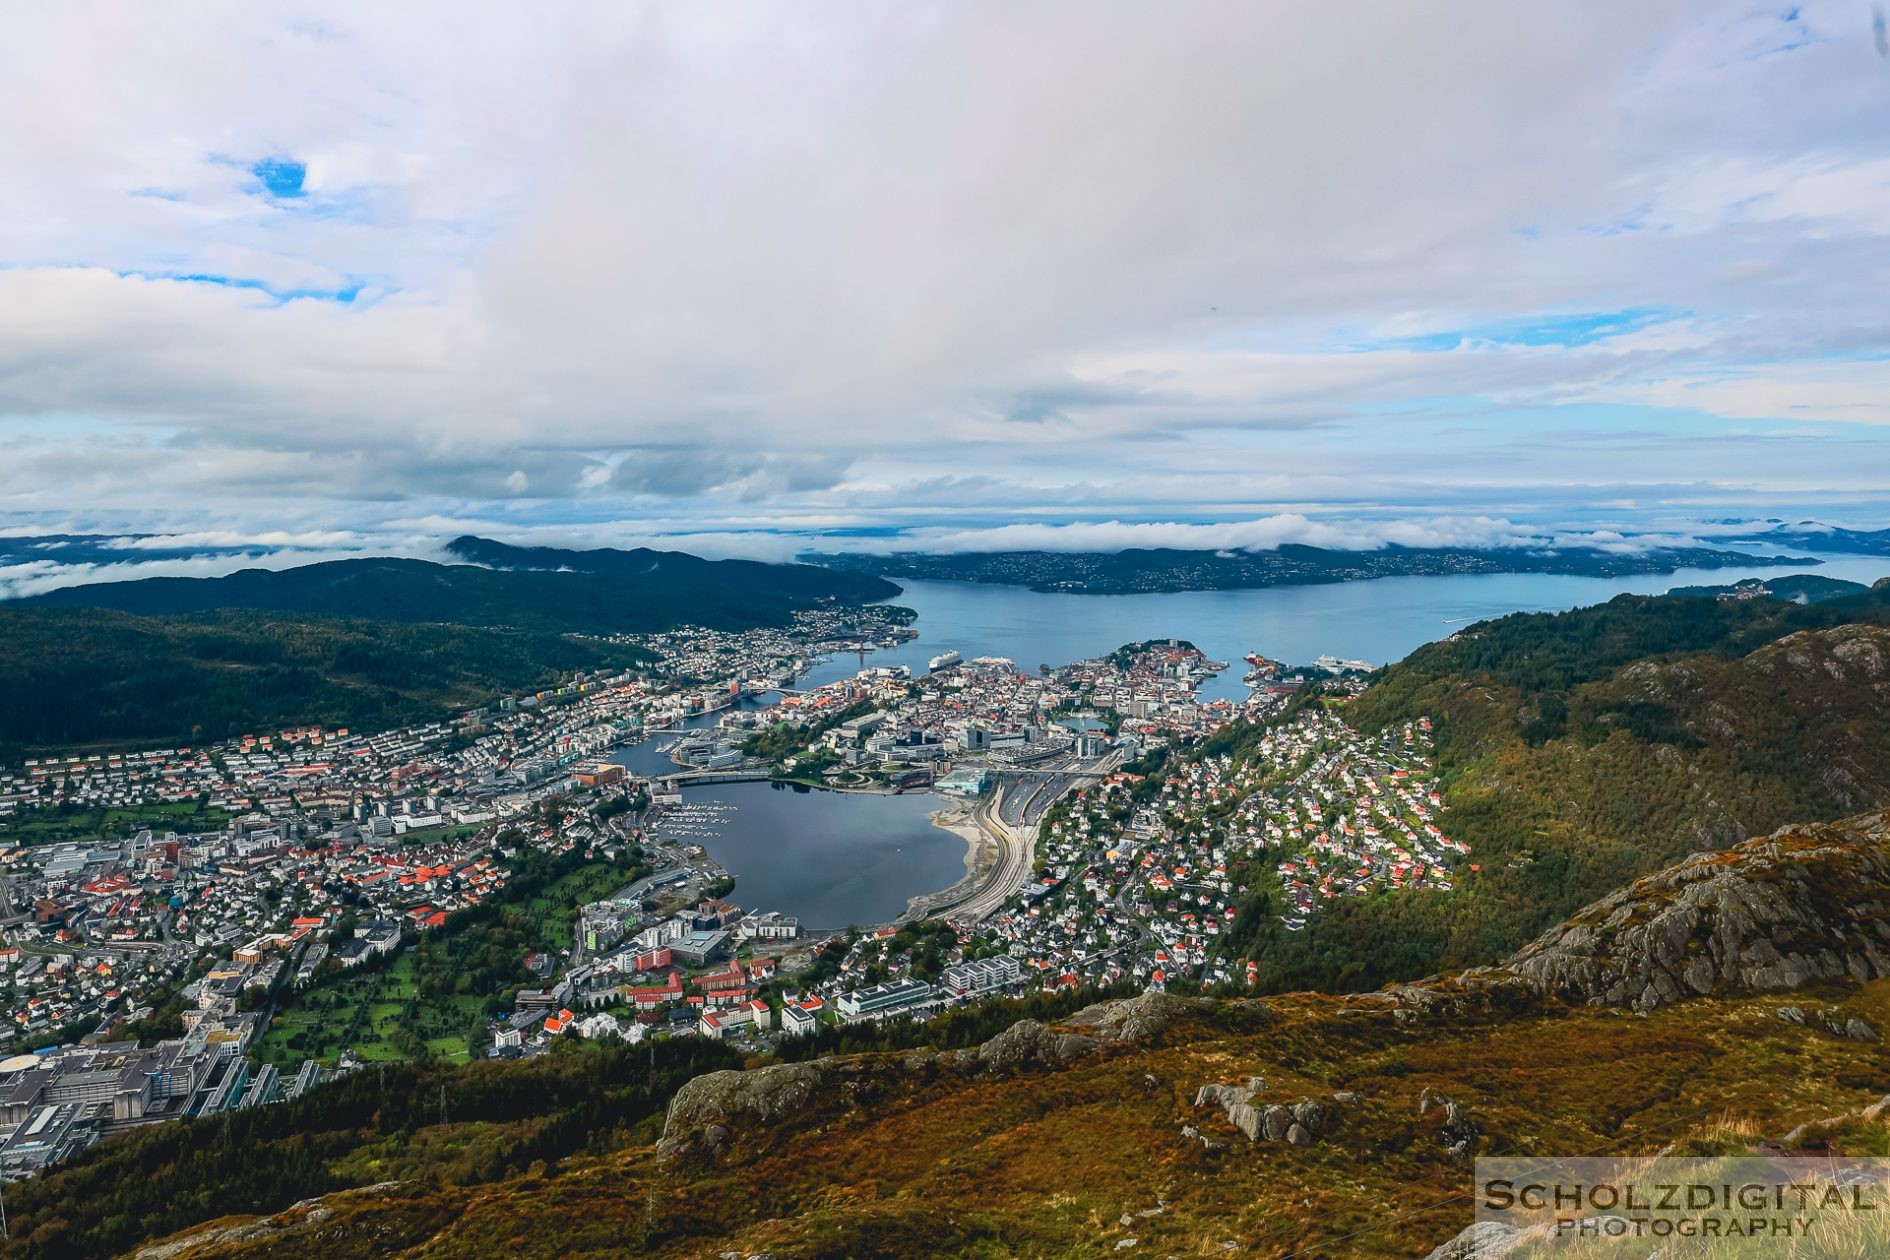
(0, 1), (1887, 536)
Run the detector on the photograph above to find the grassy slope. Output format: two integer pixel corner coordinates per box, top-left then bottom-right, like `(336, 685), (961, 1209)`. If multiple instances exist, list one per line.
(104, 981), (1890, 1259)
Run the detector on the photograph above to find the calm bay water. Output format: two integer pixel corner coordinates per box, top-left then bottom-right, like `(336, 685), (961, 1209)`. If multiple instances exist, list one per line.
(617, 551), (1888, 922)
(666, 780), (963, 931)
(804, 552), (1890, 703)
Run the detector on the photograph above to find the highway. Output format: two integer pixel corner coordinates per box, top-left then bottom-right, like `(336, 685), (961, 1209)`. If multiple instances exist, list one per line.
(934, 751), (1120, 923)
(935, 787), (1035, 923)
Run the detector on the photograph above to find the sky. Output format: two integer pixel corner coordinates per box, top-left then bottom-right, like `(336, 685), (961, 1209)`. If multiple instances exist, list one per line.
(2, 1), (1890, 565)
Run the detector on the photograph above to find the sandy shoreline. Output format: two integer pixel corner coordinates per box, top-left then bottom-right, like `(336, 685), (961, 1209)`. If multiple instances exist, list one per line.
(892, 803), (999, 922)
(931, 805), (989, 878)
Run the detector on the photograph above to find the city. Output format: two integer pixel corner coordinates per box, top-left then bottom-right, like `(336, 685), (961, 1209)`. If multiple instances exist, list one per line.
(0, 614), (1443, 1180)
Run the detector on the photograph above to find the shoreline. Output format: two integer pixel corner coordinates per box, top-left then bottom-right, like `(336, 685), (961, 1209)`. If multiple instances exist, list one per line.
(643, 781), (981, 936)
(896, 801), (1003, 925)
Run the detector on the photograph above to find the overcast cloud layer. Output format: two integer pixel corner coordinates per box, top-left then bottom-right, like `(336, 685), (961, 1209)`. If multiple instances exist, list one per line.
(2, 1), (1889, 555)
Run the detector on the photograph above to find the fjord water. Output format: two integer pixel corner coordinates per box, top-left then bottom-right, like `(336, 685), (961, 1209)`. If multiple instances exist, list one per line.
(805, 552), (1890, 703)
(621, 552), (1888, 925)
(665, 780), (964, 931)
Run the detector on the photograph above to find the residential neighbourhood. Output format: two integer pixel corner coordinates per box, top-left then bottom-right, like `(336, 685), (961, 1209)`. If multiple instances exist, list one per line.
(0, 612), (1450, 1180)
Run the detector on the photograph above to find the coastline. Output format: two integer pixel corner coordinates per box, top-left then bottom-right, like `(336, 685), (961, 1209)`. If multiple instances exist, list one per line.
(897, 801), (1002, 924)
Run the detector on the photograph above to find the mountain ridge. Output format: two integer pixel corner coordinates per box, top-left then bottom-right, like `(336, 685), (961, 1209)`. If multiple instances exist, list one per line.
(17, 542), (898, 634)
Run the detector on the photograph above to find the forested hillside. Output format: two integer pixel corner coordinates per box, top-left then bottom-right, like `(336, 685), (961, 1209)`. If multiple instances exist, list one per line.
(16, 553), (893, 635)
(1215, 579), (1890, 990)
(444, 535), (899, 604)
(0, 608), (653, 757)
(1, 542), (903, 758)
(806, 541), (1803, 594)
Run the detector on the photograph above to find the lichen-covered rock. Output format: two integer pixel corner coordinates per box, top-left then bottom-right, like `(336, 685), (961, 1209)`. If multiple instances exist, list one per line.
(1418, 1089), (1480, 1158)
(975, 1018), (1097, 1071)
(1422, 1221), (1531, 1260)
(1498, 813), (1890, 1012)
(1193, 1082), (1251, 1110)
(657, 1061), (831, 1164)
(1192, 1083), (1340, 1145)
(1290, 1099), (1325, 1134)
(1061, 991), (1217, 1045)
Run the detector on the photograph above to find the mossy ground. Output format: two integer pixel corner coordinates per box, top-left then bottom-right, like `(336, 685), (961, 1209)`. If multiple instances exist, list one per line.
(138, 981), (1890, 1260)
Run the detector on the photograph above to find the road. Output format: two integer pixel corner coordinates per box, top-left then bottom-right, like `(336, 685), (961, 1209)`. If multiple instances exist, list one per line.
(934, 752), (1119, 923)
(933, 788), (1034, 923)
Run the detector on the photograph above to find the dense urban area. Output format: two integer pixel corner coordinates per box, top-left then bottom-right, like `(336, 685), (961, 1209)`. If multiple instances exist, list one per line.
(0, 603), (1430, 1182)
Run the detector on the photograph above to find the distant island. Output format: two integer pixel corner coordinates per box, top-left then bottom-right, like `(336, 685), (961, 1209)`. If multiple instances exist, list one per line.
(1724, 521), (1890, 555)
(1669, 573), (1876, 604)
(805, 542), (1813, 594)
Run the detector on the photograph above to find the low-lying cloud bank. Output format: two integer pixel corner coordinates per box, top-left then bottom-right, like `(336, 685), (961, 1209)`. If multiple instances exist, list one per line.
(841, 516), (1679, 556)
(0, 513), (1829, 599)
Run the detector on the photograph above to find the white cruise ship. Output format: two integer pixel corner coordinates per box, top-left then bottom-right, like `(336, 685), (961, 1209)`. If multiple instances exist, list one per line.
(928, 649), (962, 671)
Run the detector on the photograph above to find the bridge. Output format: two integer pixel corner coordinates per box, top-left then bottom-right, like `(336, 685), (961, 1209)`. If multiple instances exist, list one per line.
(653, 769), (774, 787)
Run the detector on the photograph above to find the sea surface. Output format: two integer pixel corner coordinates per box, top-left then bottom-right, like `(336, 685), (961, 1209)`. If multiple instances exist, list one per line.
(656, 780), (964, 932)
(615, 550), (1889, 923)
(803, 551), (1890, 703)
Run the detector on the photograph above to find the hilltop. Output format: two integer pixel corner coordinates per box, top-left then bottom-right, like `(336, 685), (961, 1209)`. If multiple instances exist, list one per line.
(17, 545), (898, 635)
(1224, 578), (1890, 990)
(0, 542), (901, 756)
(442, 535), (899, 606)
(42, 811), (1890, 1260)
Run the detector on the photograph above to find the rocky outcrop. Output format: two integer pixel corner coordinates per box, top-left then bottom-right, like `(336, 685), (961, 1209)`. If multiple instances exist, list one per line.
(127, 1183), (426, 1260)
(1498, 812), (1890, 1011)
(1418, 1088), (1479, 1158)
(656, 1061), (831, 1163)
(963, 1017), (1096, 1070)
(1192, 1077), (1339, 1146)
(1775, 1004), (1879, 1040)
(1060, 990), (1213, 1043)
(1364, 812), (1890, 1019)
(660, 990), (1225, 1165)
(1423, 1220), (1532, 1260)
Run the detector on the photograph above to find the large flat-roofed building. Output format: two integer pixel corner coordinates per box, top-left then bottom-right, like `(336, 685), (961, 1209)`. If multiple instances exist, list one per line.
(940, 955), (1023, 998)
(835, 978), (937, 1024)
(573, 762), (626, 789)
(287, 1059), (324, 1100)
(936, 767), (992, 797)
(670, 929), (730, 966)
(0, 1101), (91, 1178)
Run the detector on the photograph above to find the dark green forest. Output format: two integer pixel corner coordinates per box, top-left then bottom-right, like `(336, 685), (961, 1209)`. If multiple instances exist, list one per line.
(0, 607), (654, 756)
(18, 552), (896, 635)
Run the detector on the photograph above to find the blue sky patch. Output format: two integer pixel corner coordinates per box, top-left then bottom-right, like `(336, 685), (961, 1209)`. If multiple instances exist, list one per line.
(132, 270), (362, 304)
(251, 157), (307, 198)
(1379, 307), (1684, 353)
